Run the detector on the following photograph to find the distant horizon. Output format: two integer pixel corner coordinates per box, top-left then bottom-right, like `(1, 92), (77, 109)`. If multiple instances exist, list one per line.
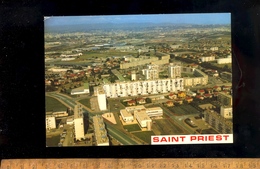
(45, 13), (231, 27)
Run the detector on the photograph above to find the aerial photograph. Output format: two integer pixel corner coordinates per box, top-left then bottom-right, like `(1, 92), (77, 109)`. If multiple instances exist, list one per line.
(45, 13), (232, 147)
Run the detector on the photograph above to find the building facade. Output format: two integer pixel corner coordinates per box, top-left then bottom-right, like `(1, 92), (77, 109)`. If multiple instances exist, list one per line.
(46, 116), (56, 130)
(120, 109), (134, 123)
(218, 92), (232, 106)
(204, 110), (233, 134)
(93, 115), (109, 146)
(103, 78), (184, 98)
(134, 110), (152, 129)
(200, 56), (215, 62)
(142, 64), (159, 80)
(168, 65), (181, 78)
(74, 104), (85, 140)
(97, 88), (107, 111)
(220, 106), (232, 119)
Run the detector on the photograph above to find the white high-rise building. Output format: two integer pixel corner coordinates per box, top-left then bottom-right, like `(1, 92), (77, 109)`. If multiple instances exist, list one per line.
(97, 88), (107, 111)
(93, 115), (109, 146)
(220, 106), (232, 119)
(131, 71), (136, 81)
(142, 64), (159, 80)
(46, 116), (56, 130)
(74, 104), (85, 140)
(74, 118), (85, 140)
(168, 65), (181, 78)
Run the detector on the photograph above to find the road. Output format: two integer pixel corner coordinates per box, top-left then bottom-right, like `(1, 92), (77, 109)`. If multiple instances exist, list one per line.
(160, 105), (198, 134)
(46, 92), (139, 145)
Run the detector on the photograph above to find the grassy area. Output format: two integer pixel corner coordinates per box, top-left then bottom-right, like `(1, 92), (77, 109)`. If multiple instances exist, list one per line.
(212, 63), (232, 69)
(80, 50), (135, 59)
(169, 104), (199, 116)
(78, 98), (91, 108)
(123, 124), (141, 132)
(45, 96), (67, 112)
(181, 73), (196, 77)
(132, 131), (155, 144)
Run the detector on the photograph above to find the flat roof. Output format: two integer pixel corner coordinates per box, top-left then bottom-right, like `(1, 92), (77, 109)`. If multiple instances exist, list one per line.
(146, 107), (163, 112)
(135, 110), (151, 121)
(120, 109), (133, 118)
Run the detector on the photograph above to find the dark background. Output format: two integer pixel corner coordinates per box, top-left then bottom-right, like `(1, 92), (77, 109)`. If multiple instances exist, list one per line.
(0, 0), (260, 158)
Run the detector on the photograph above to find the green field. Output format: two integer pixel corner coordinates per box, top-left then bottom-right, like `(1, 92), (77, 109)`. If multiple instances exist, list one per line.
(169, 104), (199, 116)
(80, 50), (135, 59)
(181, 73), (196, 77)
(132, 131), (155, 144)
(78, 98), (91, 108)
(45, 96), (67, 112)
(123, 124), (141, 132)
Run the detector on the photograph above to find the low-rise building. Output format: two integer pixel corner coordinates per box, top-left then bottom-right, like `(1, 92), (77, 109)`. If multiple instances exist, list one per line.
(134, 110), (152, 129)
(71, 83), (90, 95)
(120, 109), (134, 123)
(146, 107), (163, 117)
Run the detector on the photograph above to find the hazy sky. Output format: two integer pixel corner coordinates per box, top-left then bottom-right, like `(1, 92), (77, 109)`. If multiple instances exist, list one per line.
(45, 13), (231, 26)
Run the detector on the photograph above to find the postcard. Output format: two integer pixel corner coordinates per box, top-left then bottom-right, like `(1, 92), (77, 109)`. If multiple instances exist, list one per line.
(45, 13), (232, 146)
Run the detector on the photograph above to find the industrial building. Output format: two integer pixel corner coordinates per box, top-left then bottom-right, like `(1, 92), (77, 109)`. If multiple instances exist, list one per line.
(103, 78), (184, 98)
(93, 115), (109, 146)
(71, 83), (90, 95)
(204, 110), (233, 134)
(74, 104), (85, 140)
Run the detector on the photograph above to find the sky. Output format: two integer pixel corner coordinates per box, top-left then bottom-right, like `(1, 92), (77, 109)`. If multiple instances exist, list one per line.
(44, 13), (231, 26)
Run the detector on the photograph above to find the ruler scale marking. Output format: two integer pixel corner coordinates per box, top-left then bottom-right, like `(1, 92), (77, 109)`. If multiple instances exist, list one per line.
(1, 159), (260, 169)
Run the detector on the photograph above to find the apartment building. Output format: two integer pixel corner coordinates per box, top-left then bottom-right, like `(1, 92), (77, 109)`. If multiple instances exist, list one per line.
(97, 88), (107, 111)
(168, 65), (181, 78)
(103, 78), (184, 98)
(74, 104), (85, 140)
(142, 64), (159, 80)
(204, 110), (233, 134)
(220, 106), (232, 119)
(46, 116), (56, 130)
(93, 115), (109, 146)
(218, 92), (232, 106)
(200, 56), (215, 62)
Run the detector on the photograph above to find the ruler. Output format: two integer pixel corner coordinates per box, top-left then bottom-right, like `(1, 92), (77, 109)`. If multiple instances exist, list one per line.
(1, 158), (259, 169)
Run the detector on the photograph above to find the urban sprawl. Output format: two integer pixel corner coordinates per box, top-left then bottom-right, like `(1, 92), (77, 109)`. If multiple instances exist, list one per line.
(45, 22), (232, 147)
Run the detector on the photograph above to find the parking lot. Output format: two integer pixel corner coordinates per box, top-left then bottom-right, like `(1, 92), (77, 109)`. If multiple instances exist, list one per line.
(168, 104), (200, 116)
